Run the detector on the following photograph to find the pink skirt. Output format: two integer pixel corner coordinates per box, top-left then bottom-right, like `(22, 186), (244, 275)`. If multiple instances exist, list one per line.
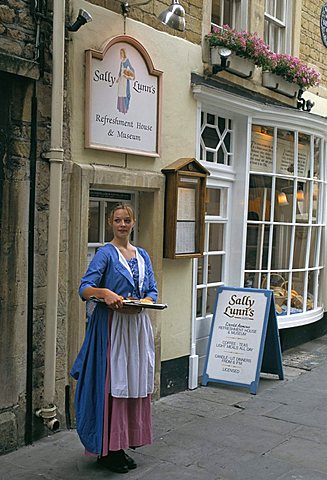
(87, 313), (153, 456)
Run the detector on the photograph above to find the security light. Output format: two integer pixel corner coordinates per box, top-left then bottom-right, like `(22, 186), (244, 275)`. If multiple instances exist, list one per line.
(67, 9), (93, 32)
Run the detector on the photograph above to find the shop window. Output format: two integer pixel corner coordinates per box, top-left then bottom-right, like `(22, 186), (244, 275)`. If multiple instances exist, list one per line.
(264, 0), (292, 53)
(211, 0), (246, 30)
(200, 111), (233, 165)
(245, 125), (325, 316)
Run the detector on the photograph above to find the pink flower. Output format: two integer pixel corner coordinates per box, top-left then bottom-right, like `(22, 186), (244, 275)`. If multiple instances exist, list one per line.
(206, 27), (320, 88)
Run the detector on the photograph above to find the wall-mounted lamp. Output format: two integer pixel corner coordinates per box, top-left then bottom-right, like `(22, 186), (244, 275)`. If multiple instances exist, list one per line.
(277, 192), (289, 206)
(121, 0), (185, 32)
(67, 9), (92, 32)
(158, 0), (186, 32)
(296, 189), (305, 202)
(211, 47), (232, 74)
(297, 89), (314, 112)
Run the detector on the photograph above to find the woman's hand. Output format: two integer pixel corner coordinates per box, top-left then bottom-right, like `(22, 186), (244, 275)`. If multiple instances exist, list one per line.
(82, 286), (124, 310)
(101, 290), (124, 310)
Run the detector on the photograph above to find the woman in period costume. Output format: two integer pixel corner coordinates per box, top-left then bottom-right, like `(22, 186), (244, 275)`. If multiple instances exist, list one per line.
(116, 48), (135, 114)
(71, 203), (157, 474)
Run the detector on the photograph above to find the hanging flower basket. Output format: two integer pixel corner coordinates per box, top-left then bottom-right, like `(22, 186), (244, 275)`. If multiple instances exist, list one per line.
(210, 48), (255, 78)
(262, 71), (299, 98)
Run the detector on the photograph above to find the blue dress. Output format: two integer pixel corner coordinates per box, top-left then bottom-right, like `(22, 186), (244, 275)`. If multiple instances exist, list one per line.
(70, 243), (158, 454)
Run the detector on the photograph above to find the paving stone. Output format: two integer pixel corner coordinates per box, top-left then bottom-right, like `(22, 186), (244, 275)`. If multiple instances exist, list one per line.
(151, 402), (197, 439)
(157, 391), (239, 419)
(292, 424), (327, 445)
(270, 436), (327, 473)
(266, 403), (327, 429)
(196, 448), (294, 480)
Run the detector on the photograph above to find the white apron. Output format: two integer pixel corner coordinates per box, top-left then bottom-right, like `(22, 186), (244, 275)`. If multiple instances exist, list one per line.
(110, 310), (155, 398)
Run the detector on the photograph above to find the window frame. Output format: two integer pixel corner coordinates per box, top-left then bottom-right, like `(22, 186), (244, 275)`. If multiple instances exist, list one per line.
(211, 0), (248, 31)
(264, 0), (293, 53)
(193, 81), (327, 330)
(88, 190), (138, 249)
(245, 125), (325, 323)
(200, 110), (234, 166)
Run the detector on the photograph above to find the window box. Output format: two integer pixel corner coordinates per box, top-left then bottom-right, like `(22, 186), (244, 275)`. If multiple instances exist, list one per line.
(262, 71), (299, 98)
(211, 48), (255, 79)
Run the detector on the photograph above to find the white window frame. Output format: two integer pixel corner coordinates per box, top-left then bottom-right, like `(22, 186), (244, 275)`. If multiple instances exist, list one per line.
(192, 186), (229, 368)
(264, 0), (292, 53)
(246, 127), (325, 327)
(200, 110), (234, 166)
(211, 0), (248, 31)
(87, 190), (138, 263)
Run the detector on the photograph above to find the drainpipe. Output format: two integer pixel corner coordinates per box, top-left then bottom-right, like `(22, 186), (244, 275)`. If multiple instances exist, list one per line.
(188, 260), (199, 389)
(36, 0), (65, 431)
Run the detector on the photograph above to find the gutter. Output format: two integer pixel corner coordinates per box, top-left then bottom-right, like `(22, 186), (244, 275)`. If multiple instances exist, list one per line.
(35, 0), (65, 431)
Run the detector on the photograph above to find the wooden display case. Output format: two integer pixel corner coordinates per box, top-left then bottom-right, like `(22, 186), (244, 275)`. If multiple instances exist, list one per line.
(162, 158), (209, 259)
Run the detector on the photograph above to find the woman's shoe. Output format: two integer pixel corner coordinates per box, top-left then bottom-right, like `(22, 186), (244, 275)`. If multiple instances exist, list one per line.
(124, 451), (137, 469)
(97, 451), (129, 474)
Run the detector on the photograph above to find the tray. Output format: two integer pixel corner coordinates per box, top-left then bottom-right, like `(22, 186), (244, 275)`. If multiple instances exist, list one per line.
(123, 300), (168, 310)
(89, 296), (168, 310)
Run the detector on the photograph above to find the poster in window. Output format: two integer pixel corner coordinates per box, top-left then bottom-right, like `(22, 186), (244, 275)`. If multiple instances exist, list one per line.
(276, 140), (310, 177)
(250, 131), (310, 177)
(250, 132), (273, 172)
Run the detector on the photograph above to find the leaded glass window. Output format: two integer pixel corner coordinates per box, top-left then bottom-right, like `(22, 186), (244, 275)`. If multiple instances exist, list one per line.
(200, 111), (233, 165)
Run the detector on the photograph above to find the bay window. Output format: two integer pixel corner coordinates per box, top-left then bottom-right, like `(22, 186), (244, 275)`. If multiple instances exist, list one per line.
(245, 125), (325, 318)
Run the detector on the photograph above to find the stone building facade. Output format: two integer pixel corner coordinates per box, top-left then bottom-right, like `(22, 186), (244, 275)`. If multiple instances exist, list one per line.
(1, 0), (327, 455)
(0, 1), (69, 453)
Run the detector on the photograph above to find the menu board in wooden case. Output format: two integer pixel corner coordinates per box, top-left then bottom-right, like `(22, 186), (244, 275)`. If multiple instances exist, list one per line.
(162, 158), (209, 259)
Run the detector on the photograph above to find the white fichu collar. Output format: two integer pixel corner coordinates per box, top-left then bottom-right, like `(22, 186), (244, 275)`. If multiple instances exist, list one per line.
(113, 245), (145, 293)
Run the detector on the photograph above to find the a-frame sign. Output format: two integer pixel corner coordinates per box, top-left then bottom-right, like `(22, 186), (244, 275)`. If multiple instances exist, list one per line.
(202, 287), (284, 394)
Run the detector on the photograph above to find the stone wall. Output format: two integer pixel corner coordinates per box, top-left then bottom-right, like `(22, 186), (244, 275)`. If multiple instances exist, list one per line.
(0, 1), (70, 453)
(88, 0), (203, 44)
(0, 0), (39, 79)
(301, 0), (327, 87)
(0, 0), (35, 60)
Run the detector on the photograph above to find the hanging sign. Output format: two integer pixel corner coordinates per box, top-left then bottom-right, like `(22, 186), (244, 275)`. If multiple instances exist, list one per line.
(202, 287), (284, 394)
(85, 35), (162, 157)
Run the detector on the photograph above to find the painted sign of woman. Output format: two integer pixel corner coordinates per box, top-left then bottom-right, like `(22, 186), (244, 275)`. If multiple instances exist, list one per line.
(116, 48), (135, 114)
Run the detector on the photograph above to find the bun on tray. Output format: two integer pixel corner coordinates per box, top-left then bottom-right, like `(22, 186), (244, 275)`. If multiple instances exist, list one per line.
(140, 298), (154, 304)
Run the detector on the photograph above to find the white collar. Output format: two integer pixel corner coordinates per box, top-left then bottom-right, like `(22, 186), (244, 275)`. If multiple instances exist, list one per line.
(113, 245), (145, 293)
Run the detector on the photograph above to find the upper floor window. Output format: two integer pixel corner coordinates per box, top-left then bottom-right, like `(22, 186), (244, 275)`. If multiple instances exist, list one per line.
(264, 0), (292, 53)
(211, 0), (247, 30)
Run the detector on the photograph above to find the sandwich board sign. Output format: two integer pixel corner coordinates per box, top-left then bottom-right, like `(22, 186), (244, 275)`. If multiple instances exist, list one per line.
(202, 286), (284, 394)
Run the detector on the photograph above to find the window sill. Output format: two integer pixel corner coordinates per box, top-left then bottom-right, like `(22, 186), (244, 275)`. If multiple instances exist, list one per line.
(277, 306), (324, 329)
